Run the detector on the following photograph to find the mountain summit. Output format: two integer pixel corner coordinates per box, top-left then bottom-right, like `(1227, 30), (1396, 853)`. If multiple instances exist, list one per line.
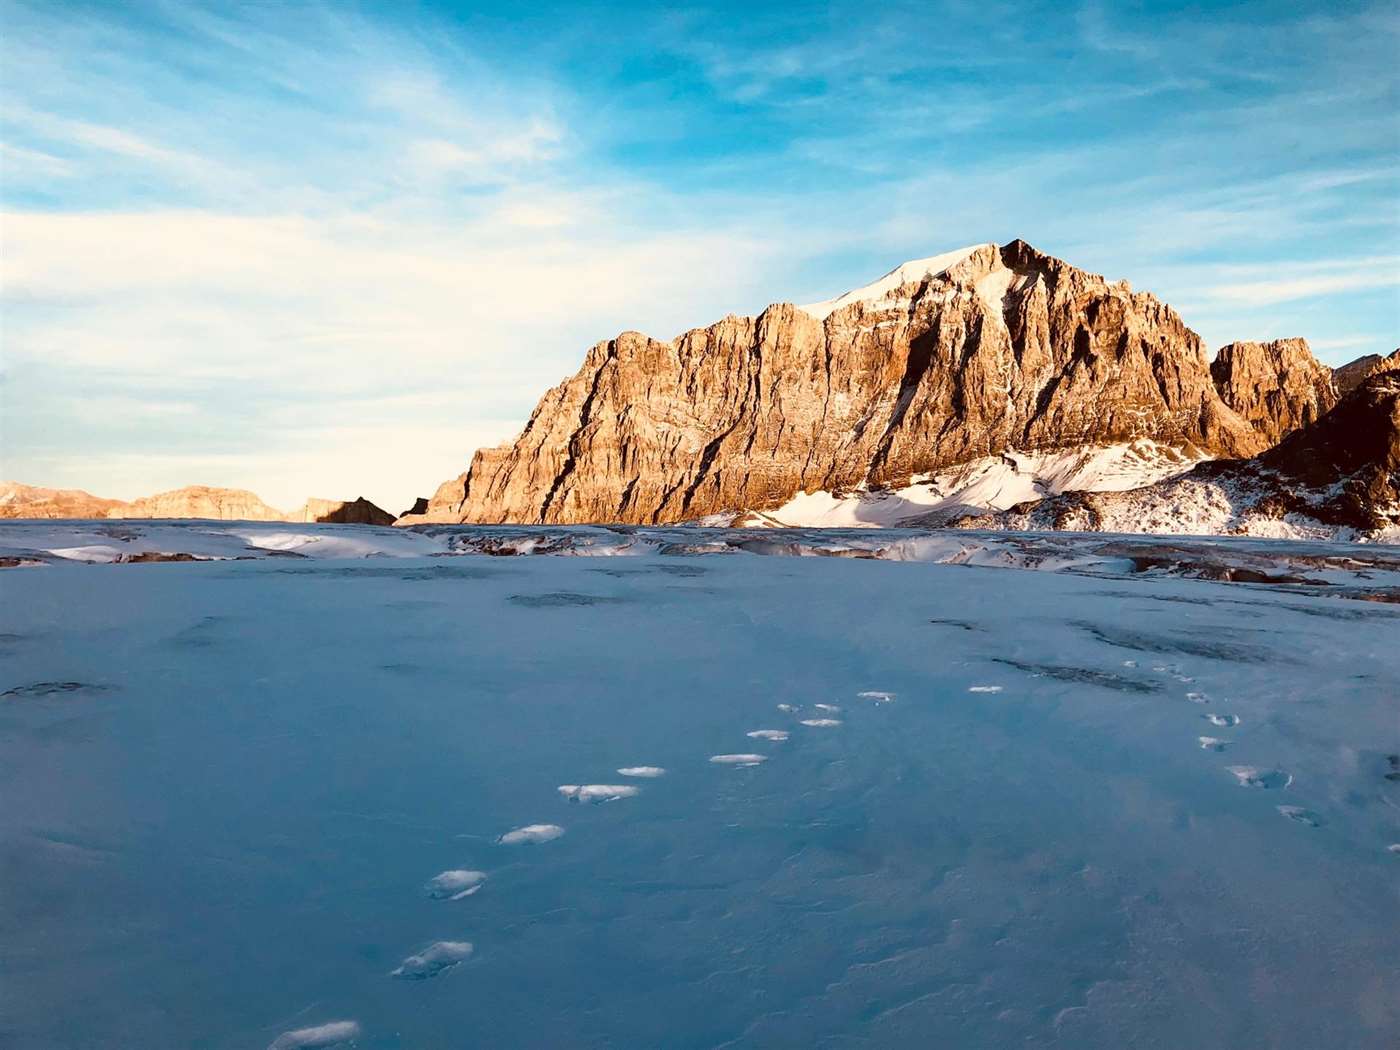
(405, 240), (1323, 526)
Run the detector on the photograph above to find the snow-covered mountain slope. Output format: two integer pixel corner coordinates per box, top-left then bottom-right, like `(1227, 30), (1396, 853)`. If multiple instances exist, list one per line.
(736, 440), (1205, 527)
(796, 243), (993, 319)
(955, 369), (1400, 542)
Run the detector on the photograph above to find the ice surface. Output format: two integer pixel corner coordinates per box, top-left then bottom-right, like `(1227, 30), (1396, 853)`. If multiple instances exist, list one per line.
(3, 526), (1399, 1048)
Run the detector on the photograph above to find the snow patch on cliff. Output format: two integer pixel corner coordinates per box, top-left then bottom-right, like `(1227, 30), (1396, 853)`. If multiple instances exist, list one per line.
(798, 244), (992, 320)
(746, 441), (1205, 528)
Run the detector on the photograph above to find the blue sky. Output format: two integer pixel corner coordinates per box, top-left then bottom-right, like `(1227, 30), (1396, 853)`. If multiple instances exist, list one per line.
(2, 0), (1397, 513)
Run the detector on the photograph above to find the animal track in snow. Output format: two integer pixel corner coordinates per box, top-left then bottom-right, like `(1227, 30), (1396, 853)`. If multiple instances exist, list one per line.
(746, 729), (789, 741)
(426, 870), (487, 900)
(1276, 805), (1322, 827)
(968, 685), (1003, 694)
(776, 703), (799, 713)
(391, 940), (473, 980)
(498, 824), (565, 845)
(267, 1020), (362, 1049)
(1204, 713), (1240, 727)
(857, 691), (895, 703)
(800, 718), (842, 727)
(1227, 766), (1292, 789)
(710, 753), (768, 766)
(557, 784), (639, 803)
(1199, 736), (1229, 752)
(1185, 692), (1208, 704)
(617, 766), (666, 778)
(814, 703), (841, 713)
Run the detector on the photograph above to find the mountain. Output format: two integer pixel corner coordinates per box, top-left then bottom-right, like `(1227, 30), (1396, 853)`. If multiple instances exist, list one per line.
(0, 482), (128, 520)
(1209, 338), (1335, 445)
(0, 483), (394, 524)
(107, 486), (289, 521)
(951, 362), (1400, 540)
(1333, 348), (1400, 396)
(405, 240), (1330, 526)
(293, 496), (397, 526)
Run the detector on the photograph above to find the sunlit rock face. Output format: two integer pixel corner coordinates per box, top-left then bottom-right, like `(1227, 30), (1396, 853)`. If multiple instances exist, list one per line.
(408, 240), (1265, 526)
(1210, 337), (1336, 445)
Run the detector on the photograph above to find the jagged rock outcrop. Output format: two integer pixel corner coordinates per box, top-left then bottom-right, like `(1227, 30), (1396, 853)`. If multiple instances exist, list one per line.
(107, 486), (289, 521)
(295, 496), (396, 526)
(407, 240), (1265, 526)
(1209, 338), (1335, 445)
(1333, 349), (1400, 397)
(399, 497), (430, 519)
(0, 482), (129, 519)
(951, 363), (1400, 539)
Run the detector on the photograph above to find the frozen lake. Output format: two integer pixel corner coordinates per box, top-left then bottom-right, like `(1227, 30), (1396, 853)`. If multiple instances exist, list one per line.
(2, 526), (1398, 1048)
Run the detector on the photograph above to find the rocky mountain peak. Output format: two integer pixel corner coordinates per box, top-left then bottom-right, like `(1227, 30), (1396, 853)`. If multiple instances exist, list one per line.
(405, 239), (1270, 526)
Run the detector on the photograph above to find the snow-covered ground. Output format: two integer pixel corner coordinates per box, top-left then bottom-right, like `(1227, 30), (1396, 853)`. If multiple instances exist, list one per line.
(3, 526), (1399, 1048)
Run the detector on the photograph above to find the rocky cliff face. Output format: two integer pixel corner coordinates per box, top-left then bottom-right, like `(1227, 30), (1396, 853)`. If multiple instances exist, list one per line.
(1209, 338), (1335, 445)
(409, 240), (1266, 525)
(107, 486), (289, 521)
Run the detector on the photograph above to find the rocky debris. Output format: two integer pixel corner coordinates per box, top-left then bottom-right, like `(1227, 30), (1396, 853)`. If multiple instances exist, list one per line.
(1333, 349), (1400, 397)
(0, 481), (128, 519)
(1210, 338), (1335, 444)
(295, 496), (395, 526)
(411, 240), (1264, 526)
(952, 369), (1400, 539)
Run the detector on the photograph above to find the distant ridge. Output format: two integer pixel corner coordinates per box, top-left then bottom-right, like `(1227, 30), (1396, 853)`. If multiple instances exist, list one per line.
(0, 482), (394, 525)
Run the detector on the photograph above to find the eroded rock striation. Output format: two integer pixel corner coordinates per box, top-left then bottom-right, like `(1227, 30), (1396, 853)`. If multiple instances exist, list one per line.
(1210, 338), (1335, 445)
(409, 240), (1266, 525)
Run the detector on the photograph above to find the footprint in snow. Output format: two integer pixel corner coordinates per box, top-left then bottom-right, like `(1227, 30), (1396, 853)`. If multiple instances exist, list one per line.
(814, 703), (841, 713)
(1227, 765), (1292, 789)
(558, 784), (639, 803)
(1277, 805), (1322, 827)
(498, 824), (565, 845)
(1198, 736), (1229, 752)
(800, 718), (842, 727)
(1204, 713), (1240, 727)
(267, 1020), (362, 1050)
(617, 766), (666, 778)
(776, 703), (799, 714)
(710, 754), (767, 766)
(747, 729), (789, 741)
(857, 691), (895, 703)
(426, 870), (487, 900)
(1185, 692), (1209, 704)
(391, 940), (473, 980)
(968, 685), (1003, 694)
